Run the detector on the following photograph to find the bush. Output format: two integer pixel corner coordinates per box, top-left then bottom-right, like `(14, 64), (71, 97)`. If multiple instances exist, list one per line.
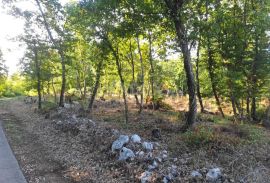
(183, 125), (215, 146)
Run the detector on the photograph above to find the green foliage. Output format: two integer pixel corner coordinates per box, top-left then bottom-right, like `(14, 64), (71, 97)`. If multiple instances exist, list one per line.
(183, 125), (215, 146)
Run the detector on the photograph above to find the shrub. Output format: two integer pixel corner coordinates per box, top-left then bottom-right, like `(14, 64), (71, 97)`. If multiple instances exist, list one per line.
(183, 125), (215, 146)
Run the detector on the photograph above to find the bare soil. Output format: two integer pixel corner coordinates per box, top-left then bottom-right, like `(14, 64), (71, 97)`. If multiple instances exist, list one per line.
(1, 97), (270, 183)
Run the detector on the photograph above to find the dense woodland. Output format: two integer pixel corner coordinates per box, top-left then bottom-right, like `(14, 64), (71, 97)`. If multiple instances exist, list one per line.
(0, 0), (269, 129)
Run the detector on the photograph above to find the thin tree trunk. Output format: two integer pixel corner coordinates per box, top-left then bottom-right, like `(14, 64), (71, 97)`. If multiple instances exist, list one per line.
(35, 0), (66, 107)
(196, 38), (204, 113)
(76, 68), (83, 98)
(104, 38), (128, 123)
(148, 32), (155, 110)
(136, 35), (144, 113)
(88, 60), (103, 112)
(51, 78), (57, 103)
(246, 93), (250, 115)
(83, 66), (87, 99)
(58, 51), (66, 107)
(33, 45), (42, 109)
(251, 35), (259, 121)
(205, 0), (225, 118)
(164, 0), (197, 130)
(129, 40), (140, 107)
(115, 52), (129, 123)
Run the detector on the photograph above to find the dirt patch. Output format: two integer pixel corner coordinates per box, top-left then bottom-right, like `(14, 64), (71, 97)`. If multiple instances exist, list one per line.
(0, 110), (73, 183)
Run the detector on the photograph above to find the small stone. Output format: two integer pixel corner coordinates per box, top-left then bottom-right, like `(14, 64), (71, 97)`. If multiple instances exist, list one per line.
(191, 170), (203, 179)
(146, 152), (153, 160)
(162, 153), (168, 160)
(137, 151), (145, 157)
(169, 165), (178, 177)
(140, 171), (153, 183)
(143, 142), (154, 151)
(162, 177), (169, 183)
(148, 160), (158, 171)
(118, 147), (135, 161)
(112, 129), (119, 136)
(72, 114), (77, 120)
(131, 134), (141, 143)
(206, 168), (222, 182)
(156, 157), (162, 163)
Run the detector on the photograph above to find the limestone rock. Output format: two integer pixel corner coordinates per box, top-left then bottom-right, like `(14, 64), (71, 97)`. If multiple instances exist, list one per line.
(143, 142), (153, 152)
(118, 147), (135, 161)
(131, 134), (142, 143)
(206, 168), (222, 182)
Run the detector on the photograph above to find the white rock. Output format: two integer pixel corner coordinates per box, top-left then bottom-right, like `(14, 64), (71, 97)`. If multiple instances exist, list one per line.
(162, 153), (168, 160)
(140, 171), (152, 183)
(169, 165), (178, 177)
(118, 147), (135, 161)
(112, 140), (124, 152)
(148, 160), (158, 171)
(162, 176), (169, 183)
(206, 168), (222, 182)
(111, 135), (129, 152)
(131, 134), (141, 143)
(143, 142), (154, 151)
(191, 170), (203, 178)
(112, 129), (120, 136)
(119, 135), (129, 144)
(137, 151), (145, 157)
(156, 157), (162, 163)
(64, 103), (71, 108)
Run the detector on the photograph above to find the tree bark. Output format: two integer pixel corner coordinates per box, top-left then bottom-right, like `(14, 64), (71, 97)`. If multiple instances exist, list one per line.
(205, 0), (225, 118)
(33, 45), (42, 109)
(136, 36), (144, 114)
(51, 77), (57, 103)
(251, 35), (259, 121)
(88, 60), (103, 112)
(148, 32), (155, 110)
(195, 38), (204, 113)
(129, 40), (140, 107)
(164, 0), (197, 130)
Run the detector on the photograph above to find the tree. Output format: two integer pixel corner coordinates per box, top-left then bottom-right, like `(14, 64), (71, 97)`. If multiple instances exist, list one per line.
(162, 0), (197, 130)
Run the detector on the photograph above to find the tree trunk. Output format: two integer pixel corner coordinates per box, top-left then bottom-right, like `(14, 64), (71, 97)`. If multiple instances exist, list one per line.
(148, 32), (155, 110)
(51, 77), (57, 103)
(58, 51), (66, 107)
(164, 0), (197, 130)
(246, 93), (250, 115)
(115, 54), (129, 123)
(129, 40), (140, 107)
(105, 38), (129, 123)
(205, 0), (225, 118)
(136, 36), (144, 114)
(76, 67), (83, 98)
(33, 46), (42, 109)
(195, 38), (204, 112)
(88, 60), (103, 112)
(251, 35), (259, 121)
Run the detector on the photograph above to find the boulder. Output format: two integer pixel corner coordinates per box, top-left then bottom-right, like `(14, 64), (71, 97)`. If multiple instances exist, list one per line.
(118, 147), (135, 161)
(206, 168), (222, 182)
